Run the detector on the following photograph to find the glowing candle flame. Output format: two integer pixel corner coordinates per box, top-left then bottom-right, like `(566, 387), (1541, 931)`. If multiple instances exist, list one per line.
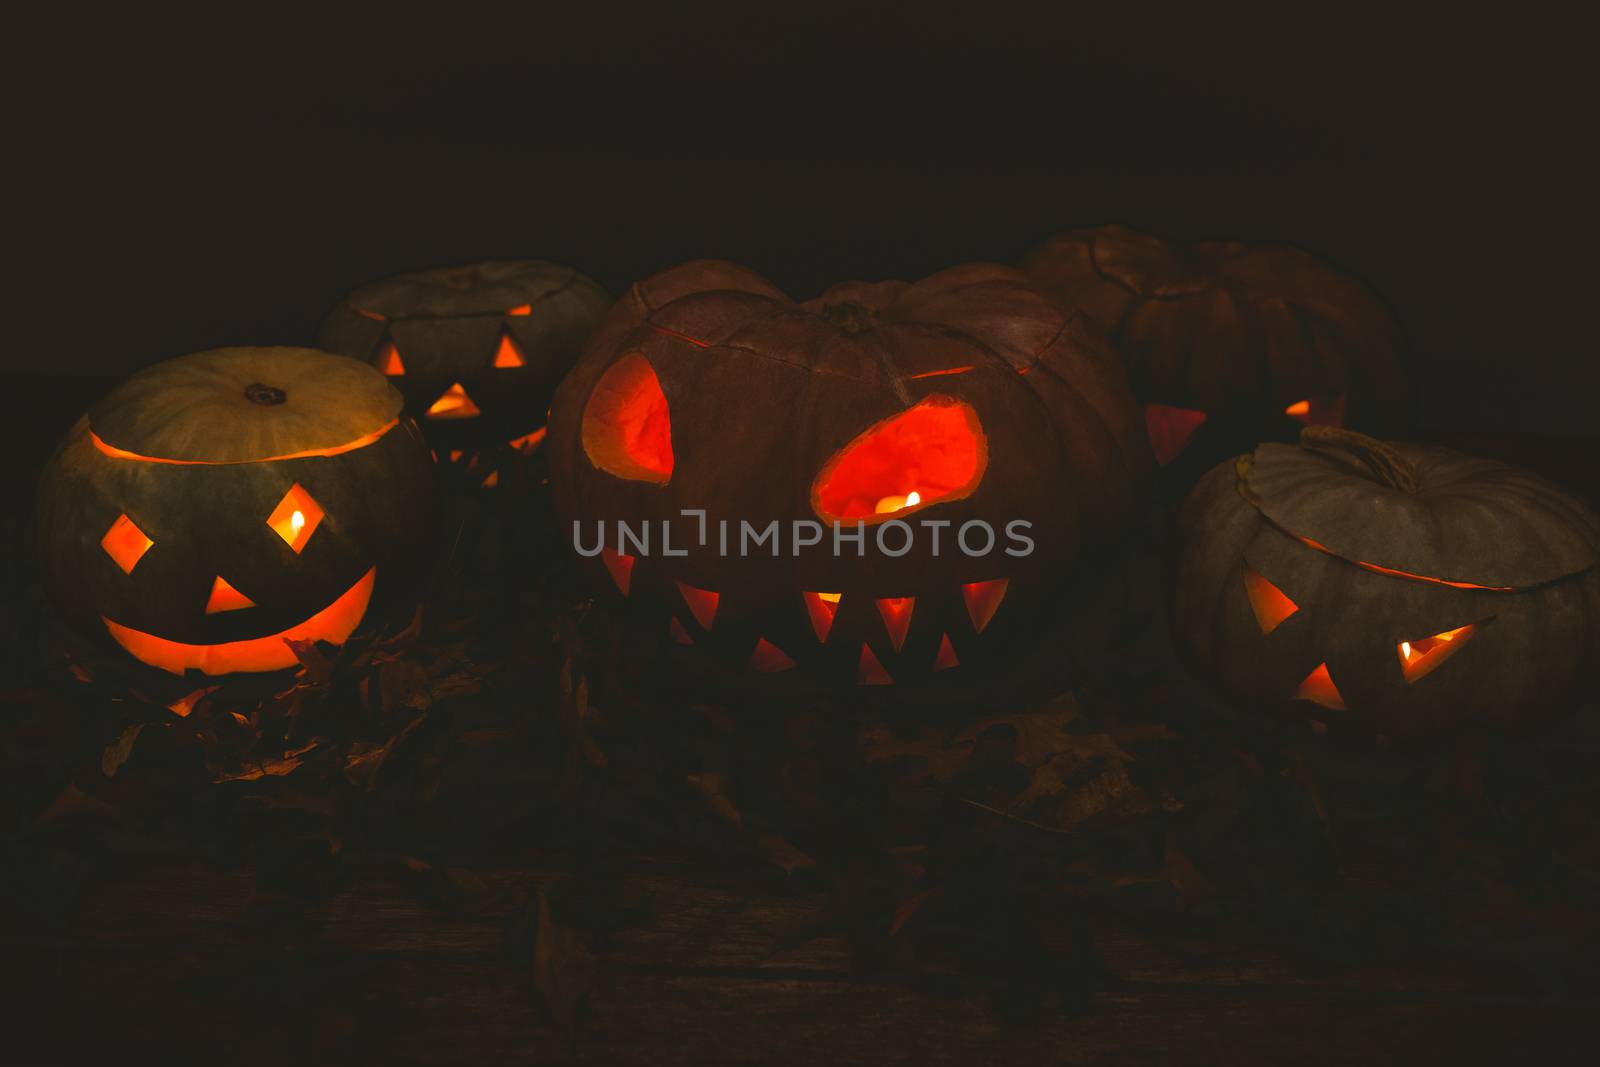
(873, 490), (922, 515)
(291, 510), (305, 533)
(1401, 641), (1412, 660)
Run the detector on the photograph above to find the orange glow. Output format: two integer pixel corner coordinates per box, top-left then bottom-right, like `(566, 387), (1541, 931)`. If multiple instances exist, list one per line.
(907, 366), (975, 379)
(101, 513), (153, 574)
(600, 548), (634, 595)
(1144, 403), (1209, 466)
(376, 342), (405, 375)
(1397, 623), (1478, 683)
(1293, 662), (1346, 711)
(962, 579), (1008, 634)
(676, 581), (720, 630)
(268, 484), (323, 553)
(1283, 395), (1347, 427)
(104, 567), (375, 675)
(449, 449), (465, 462)
(358, 308), (386, 321)
(933, 633), (959, 671)
(858, 644), (893, 685)
(1289, 532), (1515, 591)
(803, 591), (841, 642)
(492, 334), (527, 368)
(812, 396), (986, 522)
(669, 616), (693, 645)
(873, 490), (922, 515)
(426, 382), (482, 419)
(1242, 565), (1298, 634)
(481, 470), (500, 488)
(877, 596), (915, 651)
(506, 304), (532, 316)
(508, 427), (547, 453)
(91, 419), (399, 466)
(167, 685), (219, 718)
(204, 576), (256, 614)
(750, 638), (796, 672)
(582, 354), (675, 483)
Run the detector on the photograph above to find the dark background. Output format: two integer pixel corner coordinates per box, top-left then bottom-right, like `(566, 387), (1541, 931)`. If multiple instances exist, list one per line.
(8, 5), (1593, 434)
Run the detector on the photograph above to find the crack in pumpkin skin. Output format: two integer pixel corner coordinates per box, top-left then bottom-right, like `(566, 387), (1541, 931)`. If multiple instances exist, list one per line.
(102, 567), (376, 675)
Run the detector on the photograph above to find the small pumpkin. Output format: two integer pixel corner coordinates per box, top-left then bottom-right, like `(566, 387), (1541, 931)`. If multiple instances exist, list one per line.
(1023, 226), (1407, 465)
(547, 259), (1151, 685)
(317, 259), (610, 451)
(1173, 426), (1600, 739)
(35, 348), (435, 675)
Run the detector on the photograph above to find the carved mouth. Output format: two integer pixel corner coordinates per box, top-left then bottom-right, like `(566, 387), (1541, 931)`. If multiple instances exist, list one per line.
(102, 567), (376, 675)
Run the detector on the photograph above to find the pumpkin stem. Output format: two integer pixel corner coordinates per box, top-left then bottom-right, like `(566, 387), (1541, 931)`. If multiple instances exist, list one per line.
(1299, 425), (1418, 493)
(820, 301), (880, 334)
(244, 383), (287, 406)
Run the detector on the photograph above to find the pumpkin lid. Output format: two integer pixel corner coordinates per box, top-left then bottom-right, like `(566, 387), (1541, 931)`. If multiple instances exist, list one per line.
(90, 347), (403, 464)
(339, 259), (592, 319)
(1243, 427), (1600, 590)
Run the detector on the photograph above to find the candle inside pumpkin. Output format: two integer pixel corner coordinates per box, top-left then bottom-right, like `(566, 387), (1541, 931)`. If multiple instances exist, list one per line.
(873, 490), (921, 514)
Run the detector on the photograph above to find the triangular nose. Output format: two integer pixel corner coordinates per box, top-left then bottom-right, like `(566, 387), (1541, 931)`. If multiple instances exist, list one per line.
(426, 382), (481, 419)
(205, 575), (256, 614)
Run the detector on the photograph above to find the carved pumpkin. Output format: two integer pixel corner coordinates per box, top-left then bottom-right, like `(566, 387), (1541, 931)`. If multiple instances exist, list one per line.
(1022, 226), (1407, 466)
(35, 348), (435, 675)
(1173, 426), (1600, 739)
(317, 259), (610, 451)
(547, 260), (1151, 685)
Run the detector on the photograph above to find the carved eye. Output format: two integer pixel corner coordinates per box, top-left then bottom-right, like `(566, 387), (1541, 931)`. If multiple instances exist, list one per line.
(491, 333), (527, 368)
(1242, 564), (1298, 634)
(1143, 403), (1208, 466)
(101, 513), (153, 574)
(1397, 623), (1478, 683)
(1293, 662), (1346, 710)
(812, 395), (986, 522)
(267, 483), (324, 554)
(582, 353), (674, 483)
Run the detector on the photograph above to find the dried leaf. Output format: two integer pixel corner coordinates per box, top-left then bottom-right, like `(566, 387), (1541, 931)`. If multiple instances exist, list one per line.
(533, 890), (595, 1028)
(889, 888), (936, 936)
(286, 638), (336, 686)
(167, 685), (220, 718)
(36, 783), (118, 824)
(687, 773), (742, 828)
(754, 831), (814, 874)
(101, 724), (145, 777)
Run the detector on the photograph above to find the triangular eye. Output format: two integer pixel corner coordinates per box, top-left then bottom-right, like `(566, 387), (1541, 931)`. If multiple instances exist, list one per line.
(427, 383), (481, 419)
(1398, 623), (1478, 683)
(491, 334), (526, 368)
(1243, 565), (1298, 634)
(582, 353), (674, 483)
(505, 304), (532, 316)
(811, 395), (986, 521)
(1293, 662), (1346, 711)
(1143, 403), (1208, 465)
(375, 341), (405, 375)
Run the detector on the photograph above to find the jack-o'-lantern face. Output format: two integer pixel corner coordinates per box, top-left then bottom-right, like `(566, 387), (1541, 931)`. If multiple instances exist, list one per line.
(1174, 427), (1600, 739)
(316, 260), (611, 452)
(549, 260), (1153, 686)
(36, 348), (435, 676)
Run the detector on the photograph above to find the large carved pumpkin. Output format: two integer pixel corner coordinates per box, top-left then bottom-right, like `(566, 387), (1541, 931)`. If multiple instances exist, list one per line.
(1023, 226), (1408, 466)
(547, 260), (1151, 685)
(35, 348), (435, 675)
(1173, 426), (1600, 739)
(317, 260), (610, 450)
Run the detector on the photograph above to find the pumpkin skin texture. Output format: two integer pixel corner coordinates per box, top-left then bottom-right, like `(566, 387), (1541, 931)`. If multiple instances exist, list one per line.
(548, 259), (1152, 686)
(317, 260), (610, 450)
(1173, 427), (1600, 740)
(35, 347), (435, 675)
(1023, 226), (1408, 467)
